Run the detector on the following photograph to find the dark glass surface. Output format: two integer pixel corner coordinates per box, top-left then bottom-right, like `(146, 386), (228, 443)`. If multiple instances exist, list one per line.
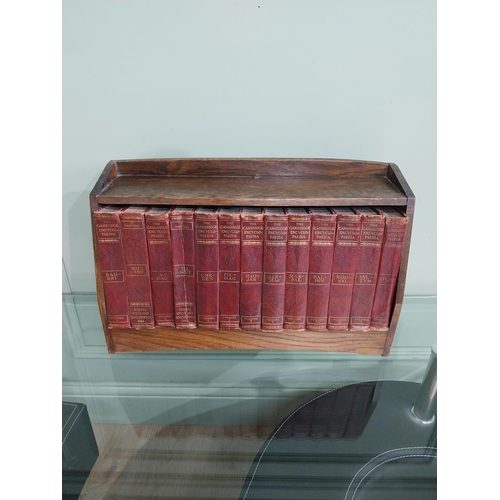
(240, 381), (437, 500)
(62, 402), (99, 500)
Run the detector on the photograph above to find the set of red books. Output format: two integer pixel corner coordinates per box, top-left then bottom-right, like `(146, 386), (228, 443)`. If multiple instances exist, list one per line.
(94, 205), (408, 332)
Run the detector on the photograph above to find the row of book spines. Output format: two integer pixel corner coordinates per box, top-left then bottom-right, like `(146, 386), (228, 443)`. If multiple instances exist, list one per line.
(95, 205), (248, 330)
(94, 205), (408, 332)
(187, 205), (408, 332)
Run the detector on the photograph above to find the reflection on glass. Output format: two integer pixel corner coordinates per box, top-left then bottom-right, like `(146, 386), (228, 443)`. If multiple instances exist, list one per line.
(275, 382), (380, 441)
(240, 381), (437, 500)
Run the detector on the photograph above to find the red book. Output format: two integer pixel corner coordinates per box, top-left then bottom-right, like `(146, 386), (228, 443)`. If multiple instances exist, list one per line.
(119, 206), (155, 329)
(370, 207), (409, 330)
(218, 207), (241, 330)
(261, 207), (288, 332)
(145, 207), (175, 327)
(327, 208), (362, 331)
(195, 207), (219, 330)
(94, 206), (130, 329)
(305, 208), (337, 331)
(349, 208), (385, 331)
(283, 208), (312, 331)
(170, 206), (197, 329)
(240, 207), (264, 330)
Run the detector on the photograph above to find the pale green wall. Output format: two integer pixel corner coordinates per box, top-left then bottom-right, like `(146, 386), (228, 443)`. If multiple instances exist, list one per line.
(62, 0), (436, 295)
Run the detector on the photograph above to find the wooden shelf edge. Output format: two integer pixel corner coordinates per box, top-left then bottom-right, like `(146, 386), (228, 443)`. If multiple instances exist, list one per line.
(94, 195), (409, 207)
(111, 158), (392, 178)
(108, 328), (389, 356)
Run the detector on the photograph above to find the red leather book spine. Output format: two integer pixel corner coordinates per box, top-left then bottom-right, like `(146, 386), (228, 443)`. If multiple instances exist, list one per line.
(218, 207), (241, 330)
(170, 207), (197, 328)
(283, 208), (312, 331)
(370, 207), (409, 330)
(261, 208), (288, 332)
(305, 208), (337, 331)
(145, 207), (175, 327)
(195, 207), (219, 330)
(327, 208), (362, 331)
(119, 206), (155, 329)
(240, 207), (264, 331)
(94, 206), (130, 329)
(349, 208), (385, 331)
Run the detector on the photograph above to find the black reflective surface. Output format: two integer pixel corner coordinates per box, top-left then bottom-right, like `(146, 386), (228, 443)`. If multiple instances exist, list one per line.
(62, 402), (99, 500)
(240, 381), (437, 500)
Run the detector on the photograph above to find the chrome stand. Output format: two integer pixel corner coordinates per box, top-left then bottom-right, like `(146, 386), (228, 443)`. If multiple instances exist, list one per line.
(411, 343), (437, 424)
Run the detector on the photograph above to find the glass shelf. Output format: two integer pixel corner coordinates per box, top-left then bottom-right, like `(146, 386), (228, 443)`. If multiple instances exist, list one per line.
(62, 293), (436, 499)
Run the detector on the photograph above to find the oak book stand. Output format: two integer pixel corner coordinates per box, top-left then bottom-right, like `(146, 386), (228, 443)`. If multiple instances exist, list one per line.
(90, 158), (414, 356)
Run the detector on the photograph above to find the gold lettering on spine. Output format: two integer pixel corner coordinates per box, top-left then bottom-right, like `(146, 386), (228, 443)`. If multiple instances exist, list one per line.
(241, 272), (262, 284)
(359, 218), (385, 246)
(309, 273), (330, 285)
(151, 271), (173, 282)
(174, 265), (194, 277)
(284, 316), (305, 325)
(265, 220), (287, 244)
(241, 316), (261, 325)
(220, 271), (240, 282)
(311, 222), (336, 245)
(171, 220), (193, 231)
(196, 220), (218, 241)
(286, 272), (307, 284)
(197, 271), (218, 283)
(336, 217), (361, 246)
(126, 264), (147, 276)
(264, 273), (285, 285)
(96, 224), (120, 242)
(103, 271), (124, 282)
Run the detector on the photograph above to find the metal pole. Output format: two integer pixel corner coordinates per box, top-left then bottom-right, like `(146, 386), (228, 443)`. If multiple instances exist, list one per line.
(411, 343), (437, 424)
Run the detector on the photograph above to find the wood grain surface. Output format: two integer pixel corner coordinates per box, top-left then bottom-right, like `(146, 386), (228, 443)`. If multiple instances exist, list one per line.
(109, 328), (388, 354)
(80, 424), (275, 500)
